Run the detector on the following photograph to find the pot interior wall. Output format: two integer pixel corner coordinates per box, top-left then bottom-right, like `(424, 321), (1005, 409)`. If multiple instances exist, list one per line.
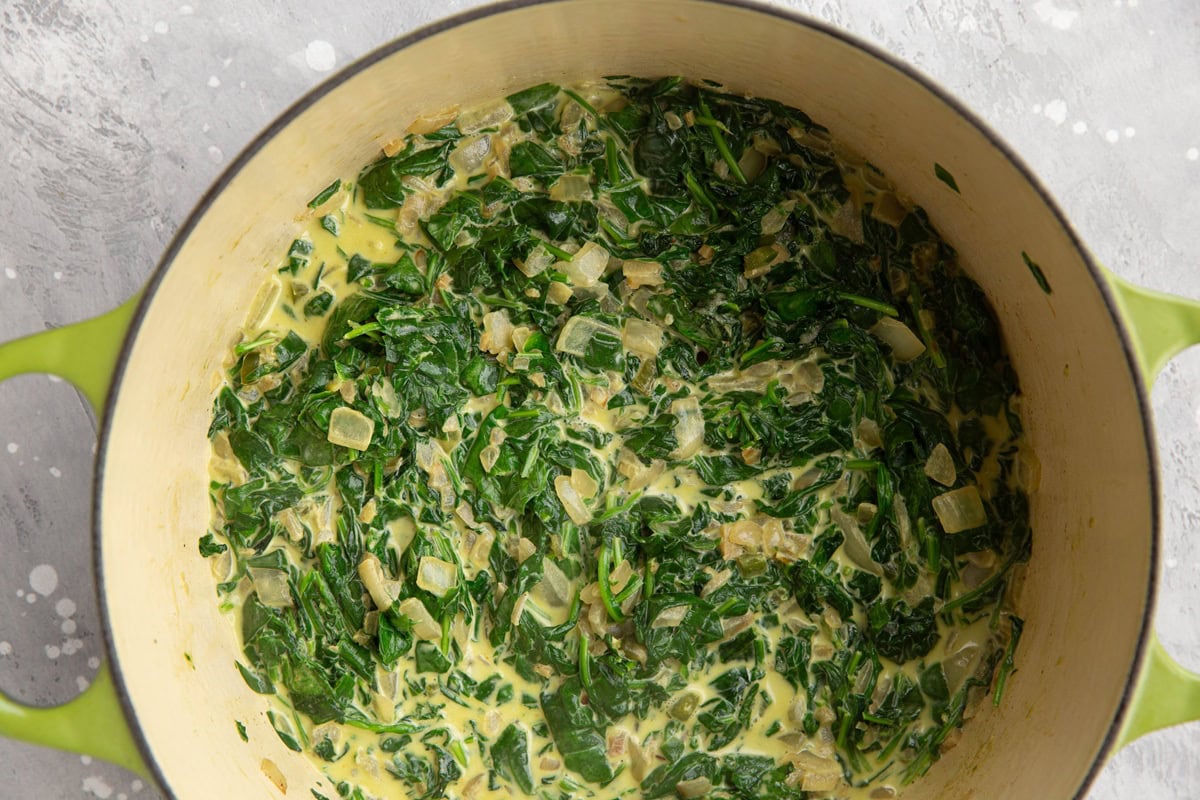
(99, 2), (1153, 797)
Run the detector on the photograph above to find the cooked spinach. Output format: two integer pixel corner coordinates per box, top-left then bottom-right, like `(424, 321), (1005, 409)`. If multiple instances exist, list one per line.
(205, 78), (1032, 800)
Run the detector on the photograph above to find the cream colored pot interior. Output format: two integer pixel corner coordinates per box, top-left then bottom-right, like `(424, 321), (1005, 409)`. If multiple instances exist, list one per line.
(99, 2), (1153, 797)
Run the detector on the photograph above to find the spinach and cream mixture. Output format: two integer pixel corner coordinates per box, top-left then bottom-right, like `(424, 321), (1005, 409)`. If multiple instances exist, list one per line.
(203, 78), (1034, 800)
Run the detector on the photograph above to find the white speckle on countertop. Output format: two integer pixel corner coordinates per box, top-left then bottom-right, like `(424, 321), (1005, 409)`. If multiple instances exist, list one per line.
(4, 268), (15, 279)
(1033, 0), (1079, 30)
(1106, 129), (1121, 143)
(1072, 120), (1088, 134)
(6, 442), (16, 454)
(304, 39), (336, 72)
(0, 642), (11, 656)
(207, 145), (224, 163)
(77, 675), (89, 691)
(207, 75), (220, 88)
(56, 597), (75, 617)
(52, 270), (62, 279)
(179, 4), (194, 13)
(29, 564), (58, 596)
(61, 619), (76, 634)
(153, 20), (169, 35)
(48, 466), (61, 477)
(131, 780), (144, 793)
(87, 656), (100, 669)
(45, 644), (61, 659)
(1124, 126), (1136, 138)
(1187, 147), (1198, 161)
(82, 775), (112, 799)
(24, 593), (36, 604)
(1043, 98), (1068, 125)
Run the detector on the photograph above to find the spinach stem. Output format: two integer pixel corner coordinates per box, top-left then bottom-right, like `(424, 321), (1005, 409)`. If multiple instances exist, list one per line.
(541, 241), (574, 261)
(578, 633), (592, 689)
(234, 334), (276, 355)
(597, 541), (625, 621)
(697, 98), (747, 184)
(837, 291), (899, 317)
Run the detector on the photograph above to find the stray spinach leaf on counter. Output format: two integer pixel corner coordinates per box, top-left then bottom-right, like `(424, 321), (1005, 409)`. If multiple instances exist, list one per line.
(205, 78), (1033, 800)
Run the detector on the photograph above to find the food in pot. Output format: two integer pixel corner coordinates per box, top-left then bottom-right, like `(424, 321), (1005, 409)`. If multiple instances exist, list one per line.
(202, 78), (1033, 799)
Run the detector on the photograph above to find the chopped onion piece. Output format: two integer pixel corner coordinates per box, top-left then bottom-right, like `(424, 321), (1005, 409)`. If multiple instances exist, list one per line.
(371, 379), (403, 418)
(760, 201), (794, 236)
(260, 759), (287, 793)
(571, 467), (598, 499)
(676, 778), (712, 799)
(720, 519), (761, 560)
(277, 508), (305, 542)
(480, 444), (501, 473)
(246, 279), (282, 331)
(480, 309), (514, 355)
(546, 281), (573, 305)
(416, 556), (458, 597)
(554, 474), (593, 525)
(832, 507), (883, 575)
(856, 418), (883, 449)
(549, 174), (593, 203)
(869, 317), (926, 362)
(623, 318), (665, 359)
(670, 396), (704, 460)
(248, 567), (292, 608)
(870, 192), (908, 226)
(510, 592), (529, 626)
(721, 611), (755, 639)
(617, 448), (664, 492)
(388, 516), (417, 555)
(449, 135), (492, 176)
(795, 750), (842, 792)
(651, 604), (688, 629)
(622, 259), (664, 288)
(556, 315), (621, 357)
(700, 569), (732, 598)
(563, 241), (609, 287)
(538, 558), (572, 608)
(327, 407), (375, 451)
(738, 146), (766, 182)
(1016, 445), (1041, 493)
(373, 692), (396, 724)
(514, 537), (537, 564)
(924, 443), (957, 487)
(398, 597), (442, 640)
(774, 532), (810, 564)
(456, 101), (513, 134)
(468, 527), (495, 566)
(406, 106), (459, 135)
(943, 639), (985, 693)
(933, 485), (987, 533)
(828, 199), (864, 243)
(518, 244), (553, 278)
(358, 553), (396, 611)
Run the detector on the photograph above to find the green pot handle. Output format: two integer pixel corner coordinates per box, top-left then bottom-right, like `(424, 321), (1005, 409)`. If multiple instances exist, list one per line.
(1106, 271), (1200, 747)
(0, 295), (149, 777)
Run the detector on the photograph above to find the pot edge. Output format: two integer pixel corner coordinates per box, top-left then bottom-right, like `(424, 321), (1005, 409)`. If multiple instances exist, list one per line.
(89, 1), (1161, 797)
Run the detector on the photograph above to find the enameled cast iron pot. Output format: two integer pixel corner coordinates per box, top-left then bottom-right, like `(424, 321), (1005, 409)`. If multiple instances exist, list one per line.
(2, 1), (1199, 797)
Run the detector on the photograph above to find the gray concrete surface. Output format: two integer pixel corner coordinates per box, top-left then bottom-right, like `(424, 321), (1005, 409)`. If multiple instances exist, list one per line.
(0, 0), (1196, 797)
